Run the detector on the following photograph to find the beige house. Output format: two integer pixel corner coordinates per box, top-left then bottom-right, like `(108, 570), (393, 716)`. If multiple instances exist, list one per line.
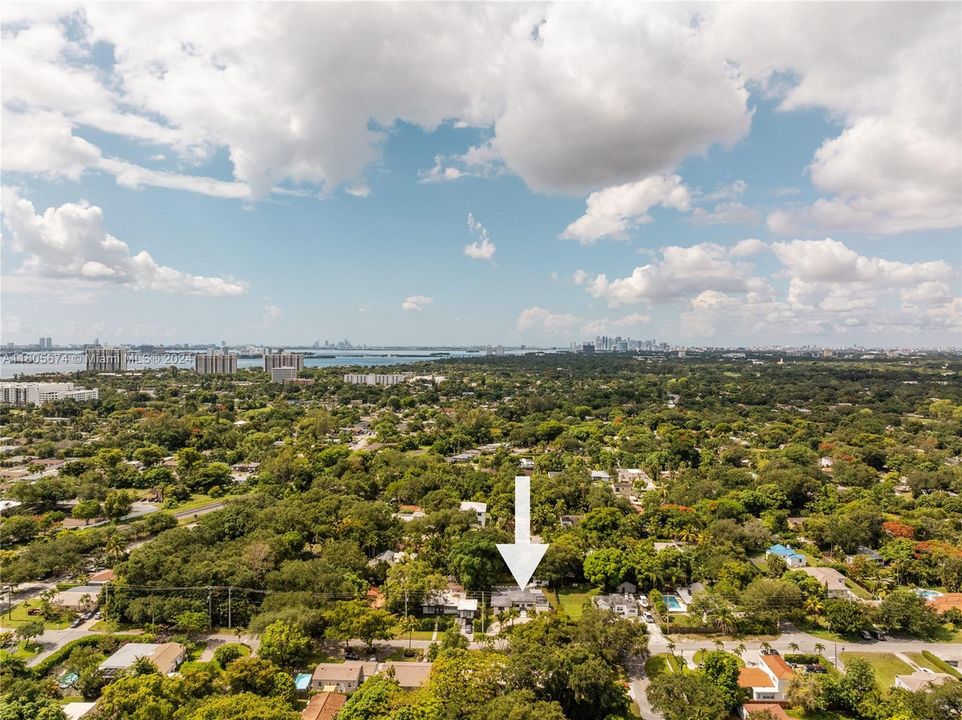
(796, 566), (856, 599)
(53, 585), (101, 611)
(894, 671), (954, 692)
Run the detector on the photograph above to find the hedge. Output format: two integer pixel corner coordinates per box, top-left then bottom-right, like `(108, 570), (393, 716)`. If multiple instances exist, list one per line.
(921, 650), (962, 679)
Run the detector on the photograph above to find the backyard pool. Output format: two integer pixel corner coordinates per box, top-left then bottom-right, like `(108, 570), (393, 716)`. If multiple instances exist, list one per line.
(915, 589), (944, 600)
(663, 594), (686, 612)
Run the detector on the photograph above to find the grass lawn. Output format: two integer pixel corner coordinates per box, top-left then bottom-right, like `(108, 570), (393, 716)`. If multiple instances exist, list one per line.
(391, 625), (436, 641)
(6, 641), (42, 660)
(643, 654), (670, 678)
(556, 586), (601, 619)
(841, 652), (913, 692)
(0, 600), (72, 630)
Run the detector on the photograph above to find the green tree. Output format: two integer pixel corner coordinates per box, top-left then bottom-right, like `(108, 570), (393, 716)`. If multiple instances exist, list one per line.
(257, 620), (310, 668)
(700, 650), (744, 711)
(175, 610), (208, 640)
(824, 599), (870, 635)
(15, 620), (45, 648)
(647, 673), (728, 720)
(186, 692), (299, 720)
(876, 588), (941, 638)
(104, 490), (133, 521)
(72, 499), (102, 525)
(582, 547), (629, 591)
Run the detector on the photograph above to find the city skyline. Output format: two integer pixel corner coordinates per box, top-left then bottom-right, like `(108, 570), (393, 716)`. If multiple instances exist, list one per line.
(2, 3), (960, 348)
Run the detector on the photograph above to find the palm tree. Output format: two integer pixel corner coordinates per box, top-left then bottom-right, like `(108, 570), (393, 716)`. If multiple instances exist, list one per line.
(803, 596), (823, 620)
(761, 641), (772, 655)
(711, 607), (737, 635)
(734, 643), (746, 659)
(814, 642), (825, 657)
(667, 639), (676, 657)
(713, 639), (724, 650)
(788, 642), (799, 653)
(399, 614), (419, 653)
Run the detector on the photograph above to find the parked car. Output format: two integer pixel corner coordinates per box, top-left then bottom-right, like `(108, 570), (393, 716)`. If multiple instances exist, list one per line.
(805, 664), (827, 674)
(643, 612), (655, 623)
(760, 648), (779, 656)
(861, 630), (873, 641)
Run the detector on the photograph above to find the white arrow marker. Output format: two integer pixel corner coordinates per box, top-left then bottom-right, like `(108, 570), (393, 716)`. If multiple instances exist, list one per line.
(497, 476), (549, 589)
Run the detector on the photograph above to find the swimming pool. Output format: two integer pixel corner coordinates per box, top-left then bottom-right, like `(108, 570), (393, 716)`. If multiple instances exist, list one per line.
(915, 589), (944, 600)
(663, 594), (686, 612)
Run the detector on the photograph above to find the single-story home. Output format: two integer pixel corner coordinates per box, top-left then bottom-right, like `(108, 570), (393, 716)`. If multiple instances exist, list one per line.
(737, 653), (794, 702)
(99, 642), (185, 677)
(766, 544), (807, 568)
(927, 592), (962, 615)
(88, 569), (116, 585)
(796, 566), (855, 599)
(894, 671), (954, 692)
(62, 702), (97, 720)
(52, 585), (102, 611)
(301, 692), (347, 720)
(740, 703), (790, 719)
(381, 661), (433, 689)
(311, 661), (378, 693)
(590, 470), (611, 481)
(594, 593), (640, 618)
(490, 588), (551, 613)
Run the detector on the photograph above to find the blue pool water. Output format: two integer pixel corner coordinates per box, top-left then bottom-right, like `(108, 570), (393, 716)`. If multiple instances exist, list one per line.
(663, 594), (684, 611)
(916, 589), (943, 600)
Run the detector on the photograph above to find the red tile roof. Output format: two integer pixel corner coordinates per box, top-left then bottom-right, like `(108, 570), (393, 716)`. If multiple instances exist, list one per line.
(762, 653), (794, 680)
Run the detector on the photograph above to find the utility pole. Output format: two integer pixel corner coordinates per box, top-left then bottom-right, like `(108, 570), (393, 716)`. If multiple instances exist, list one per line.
(208, 585), (212, 628)
(228, 587), (232, 630)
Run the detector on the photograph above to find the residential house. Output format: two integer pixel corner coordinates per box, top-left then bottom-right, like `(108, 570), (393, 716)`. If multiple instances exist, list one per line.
(396, 505), (425, 522)
(594, 593), (640, 618)
(87, 569), (116, 585)
(766, 544), (807, 568)
(301, 692), (347, 720)
(797, 566), (856, 599)
(610, 478), (633, 500)
(62, 703), (97, 720)
(737, 653), (795, 702)
(616, 582), (637, 595)
(52, 585), (101, 612)
(459, 501), (487, 527)
(894, 672), (954, 692)
(421, 590), (478, 621)
(927, 593), (962, 615)
(560, 514), (583, 528)
(590, 469), (611, 482)
(618, 468), (655, 490)
(99, 643), (185, 677)
(519, 458), (535, 471)
(490, 588), (551, 614)
(381, 662), (433, 689)
(311, 661), (378, 693)
(740, 704), (790, 720)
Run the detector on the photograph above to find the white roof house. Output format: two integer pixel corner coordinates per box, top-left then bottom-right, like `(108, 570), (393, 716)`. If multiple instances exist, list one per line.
(459, 501), (487, 527)
(99, 642), (185, 677)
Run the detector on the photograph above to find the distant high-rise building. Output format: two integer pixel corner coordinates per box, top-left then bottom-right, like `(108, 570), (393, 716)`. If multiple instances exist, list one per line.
(86, 347), (127, 372)
(270, 366), (298, 383)
(194, 351), (238, 375)
(45, 337), (53, 349)
(263, 350), (304, 373)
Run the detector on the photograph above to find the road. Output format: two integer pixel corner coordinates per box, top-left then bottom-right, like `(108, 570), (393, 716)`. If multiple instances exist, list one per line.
(171, 501), (225, 522)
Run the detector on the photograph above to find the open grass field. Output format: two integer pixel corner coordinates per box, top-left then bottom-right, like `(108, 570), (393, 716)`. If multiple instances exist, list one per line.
(0, 600), (72, 630)
(840, 652), (913, 692)
(556, 586), (601, 619)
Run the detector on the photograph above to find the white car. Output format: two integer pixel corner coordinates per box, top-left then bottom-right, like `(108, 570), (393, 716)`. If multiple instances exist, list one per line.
(643, 612), (655, 623)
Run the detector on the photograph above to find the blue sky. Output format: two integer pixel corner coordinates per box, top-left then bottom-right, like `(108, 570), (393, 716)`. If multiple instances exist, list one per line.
(2, 3), (960, 347)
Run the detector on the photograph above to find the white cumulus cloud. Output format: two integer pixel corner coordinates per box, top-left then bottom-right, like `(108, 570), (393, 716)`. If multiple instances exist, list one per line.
(0, 188), (247, 296)
(402, 295), (433, 311)
(561, 175), (691, 244)
(463, 213), (496, 260)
